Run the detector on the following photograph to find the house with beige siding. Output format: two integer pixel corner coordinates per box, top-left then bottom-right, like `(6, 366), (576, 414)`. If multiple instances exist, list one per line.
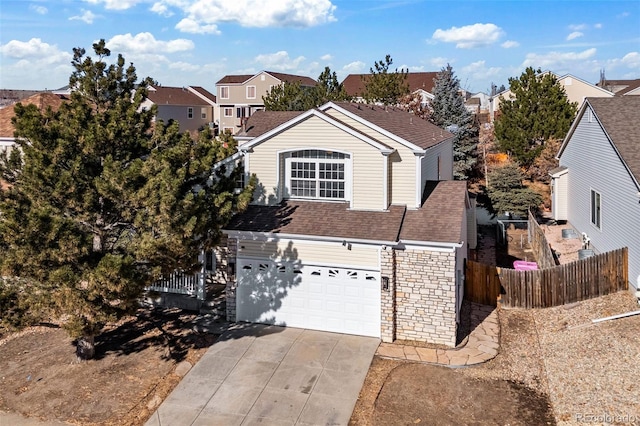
(219, 102), (475, 347)
(215, 71), (316, 135)
(489, 72), (614, 121)
(552, 97), (640, 292)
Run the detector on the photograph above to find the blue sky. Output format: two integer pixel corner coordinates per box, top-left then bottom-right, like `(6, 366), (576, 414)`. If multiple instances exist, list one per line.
(1, 0), (639, 93)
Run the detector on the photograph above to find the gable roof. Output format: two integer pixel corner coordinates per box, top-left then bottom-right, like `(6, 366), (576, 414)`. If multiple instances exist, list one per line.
(225, 180), (468, 246)
(188, 86), (217, 104)
(216, 71), (316, 87)
(400, 180), (468, 244)
(342, 72), (438, 98)
(147, 86), (212, 106)
(236, 110), (306, 138)
(597, 78), (640, 96)
(239, 108), (394, 154)
(560, 96), (640, 184)
(325, 102), (453, 151)
(0, 92), (67, 137)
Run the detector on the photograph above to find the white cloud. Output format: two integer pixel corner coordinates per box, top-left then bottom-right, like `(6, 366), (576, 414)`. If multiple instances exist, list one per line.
(157, 0), (336, 34)
(29, 4), (48, 14)
(432, 23), (504, 49)
(501, 40), (519, 48)
(254, 51), (306, 71)
(0, 39), (73, 89)
(429, 57), (450, 68)
(567, 31), (584, 41)
(461, 60), (501, 80)
(151, 2), (173, 17)
(83, 0), (144, 10)
(569, 24), (587, 31)
(320, 54), (332, 61)
(594, 23), (603, 29)
(521, 48), (597, 69)
(621, 51), (640, 69)
(69, 10), (97, 24)
(175, 18), (221, 34)
(106, 32), (194, 54)
(169, 61), (200, 72)
(342, 61), (365, 73)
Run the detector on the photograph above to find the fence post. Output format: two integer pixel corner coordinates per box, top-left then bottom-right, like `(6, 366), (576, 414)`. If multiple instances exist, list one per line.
(197, 250), (206, 301)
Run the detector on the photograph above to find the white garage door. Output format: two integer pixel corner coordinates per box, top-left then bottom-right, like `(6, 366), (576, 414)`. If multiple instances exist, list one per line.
(236, 258), (381, 337)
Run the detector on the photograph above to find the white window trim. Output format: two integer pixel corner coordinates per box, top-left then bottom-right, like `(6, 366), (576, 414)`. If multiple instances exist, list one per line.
(277, 148), (352, 204)
(246, 85), (256, 99)
(201, 107), (207, 119)
(220, 86), (229, 99)
(223, 107), (233, 117)
(590, 188), (602, 230)
(222, 126), (234, 134)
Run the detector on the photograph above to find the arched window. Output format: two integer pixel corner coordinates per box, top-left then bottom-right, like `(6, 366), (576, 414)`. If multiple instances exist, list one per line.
(284, 150), (350, 200)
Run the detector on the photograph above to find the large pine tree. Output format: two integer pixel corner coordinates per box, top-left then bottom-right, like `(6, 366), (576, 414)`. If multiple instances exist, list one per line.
(430, 64), (478, 180)
(494, 67), (577, 169)
(0, 41), (254, 359)
(362, 55), (410, 106)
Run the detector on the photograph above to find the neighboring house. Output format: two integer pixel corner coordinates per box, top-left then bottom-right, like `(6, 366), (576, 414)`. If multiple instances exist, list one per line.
(342, 72), (439, 106)
(141, 85), (217, 134)
(219, 101), (476, 347)
(597, 78), (640, 96)
(215, 71), (317, 135)
(0, 92), (67, 155)
(552, 97), (640, 291)
(489, 72), (615, 121)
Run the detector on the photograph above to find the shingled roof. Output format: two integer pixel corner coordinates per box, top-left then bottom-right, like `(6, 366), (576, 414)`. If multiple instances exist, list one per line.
(147, 86), (212, 106)
(0, 92), (67, 137)
(226, 180), (467, 244)
(587, 96), (640, 182)
(342, 72), (438, 98)
(236, 110), (306, 138)
(216, 71), (316, 87)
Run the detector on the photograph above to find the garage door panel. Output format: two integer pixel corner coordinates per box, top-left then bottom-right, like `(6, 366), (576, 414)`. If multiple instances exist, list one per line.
(237, 259), (380, 337)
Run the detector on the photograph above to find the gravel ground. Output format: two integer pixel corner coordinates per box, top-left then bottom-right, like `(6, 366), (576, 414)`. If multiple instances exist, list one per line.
(463, 291), (640, 425)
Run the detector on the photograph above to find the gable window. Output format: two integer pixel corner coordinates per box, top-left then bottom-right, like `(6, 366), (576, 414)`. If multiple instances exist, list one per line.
(220, 86), (229, 99)
(187, 107), (193, 119)
(246, 86), (256, 99)
(224, 107), (233, 117)
(590, 189), (601, 229)
(284, 150), (349, 201)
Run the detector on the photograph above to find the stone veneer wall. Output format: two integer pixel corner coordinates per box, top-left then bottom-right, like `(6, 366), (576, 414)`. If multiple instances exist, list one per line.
(380, 248), (396, 343)
(394, 249), (458, 347)
(224, 237), (238, 322)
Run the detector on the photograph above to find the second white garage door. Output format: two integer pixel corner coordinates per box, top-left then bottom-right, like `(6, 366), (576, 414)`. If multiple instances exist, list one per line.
(236, 258), (381, 337)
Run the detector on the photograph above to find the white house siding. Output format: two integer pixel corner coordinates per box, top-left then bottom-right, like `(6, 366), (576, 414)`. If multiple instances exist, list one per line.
(560, 108), (640, 290)
(237, 239), (380, 269)
(247, 115), (386, 209)
(551, 171), (568, 221)
(323, 108), (418, 207)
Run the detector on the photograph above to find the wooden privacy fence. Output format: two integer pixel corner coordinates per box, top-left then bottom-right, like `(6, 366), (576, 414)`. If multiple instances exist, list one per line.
(465, 247), (628, 308)
(527, 210), (556, 269)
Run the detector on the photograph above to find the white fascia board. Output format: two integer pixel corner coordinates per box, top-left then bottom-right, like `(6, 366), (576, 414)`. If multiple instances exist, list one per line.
(213, 151), (243, 169)
(399, 240), (463, 252)
(319, 102), (426, 154)
(187, 87), (217, 106)
(223, 230), (398, 247)
(239, 109), (395, 154)
(557, 100), (589, 159)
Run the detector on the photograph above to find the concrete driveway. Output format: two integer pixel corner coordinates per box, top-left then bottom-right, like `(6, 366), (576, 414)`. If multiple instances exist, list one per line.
(145, 324), (380, 426)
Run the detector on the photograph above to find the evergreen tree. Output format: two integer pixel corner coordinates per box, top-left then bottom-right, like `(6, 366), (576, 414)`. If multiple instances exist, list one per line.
(314, 66), (350, 105)
(430, 64), (478, 180)
(0, 40), (255, 359)
(263, 67), (349, 111)
(494, 67), (577, 169)
(485, 163), (542, 217)
(362, 55), (410, 105)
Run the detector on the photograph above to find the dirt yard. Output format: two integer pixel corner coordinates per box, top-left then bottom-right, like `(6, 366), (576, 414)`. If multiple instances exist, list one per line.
(350, 291), (640, 426)
(0, 308), (216, 425)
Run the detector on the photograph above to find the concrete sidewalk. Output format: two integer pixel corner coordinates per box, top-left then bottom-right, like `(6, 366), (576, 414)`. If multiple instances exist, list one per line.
(145, 324), (379, 426)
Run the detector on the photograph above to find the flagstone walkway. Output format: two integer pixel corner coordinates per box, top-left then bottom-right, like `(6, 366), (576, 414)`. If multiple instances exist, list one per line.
(376, 303), (499, 367)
